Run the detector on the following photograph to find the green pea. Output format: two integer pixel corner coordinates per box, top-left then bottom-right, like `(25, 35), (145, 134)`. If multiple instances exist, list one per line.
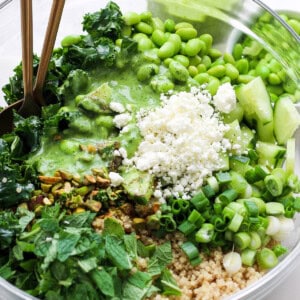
(123, 12), (141, 25)
(142, 49), (161, 64)
(199, 33), (213, 50)
(150, 75), (175, 93)
(140, 11), (152, 21)
(188, 65), (198, 77)
(225, 63), (239, 80)
(189, 55), (202, 66)
(150, 17), (165, 31)
(175, 22), (194, 30)
(207, 65), (226, 78)
(158, 41), (176, 58)
(223, 53), (235, 64)
(176, 28), (198, 41)
(60, 140), (80, 154)
(210, 58), (225, 67)
(168, 34), (182, 53)
(237, 74), (255, 84)
(151, 29), (167, 46)
(233, 43), (243, 60)
(206, 77), (220, 95)
(268, 73), (281, 85)
(236, 58), (249, 74)
(138, 37), (154, 52)
(169, 60), (189, 82)
(135, 22), (153, 35)
(255, 64), (270, 79)
(208, 48), (223, 59)
(164, 18), (175, 32)
(174, 54), (189, 67)
(196, 63), (207, 73)
(185, 38), (203, 56)
(61, 35), (81, 47)
(137, 63), (159, 81)
(194, 73), (210, 84)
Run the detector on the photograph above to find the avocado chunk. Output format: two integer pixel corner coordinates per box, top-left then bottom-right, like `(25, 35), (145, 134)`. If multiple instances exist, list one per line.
(122, 167), (154, 204)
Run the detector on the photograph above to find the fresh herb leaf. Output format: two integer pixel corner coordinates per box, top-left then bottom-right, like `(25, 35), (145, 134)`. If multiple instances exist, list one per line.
(90, 268), (115, 297)
(103, 217), (125, 238)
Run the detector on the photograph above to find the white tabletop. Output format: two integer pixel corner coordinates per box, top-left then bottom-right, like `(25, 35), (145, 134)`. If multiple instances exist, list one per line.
(0, 0), (299, 299)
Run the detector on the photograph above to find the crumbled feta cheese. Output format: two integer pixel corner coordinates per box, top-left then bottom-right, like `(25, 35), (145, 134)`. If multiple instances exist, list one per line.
(109, 101), (125, 113)
(113, 113), (132, 128)
(128, 87), (229, 200)
(16, 187), (22, 193)
(109, 172), (124, 187)
(213, 82), (236, 113)
(2, 177), (7, 183)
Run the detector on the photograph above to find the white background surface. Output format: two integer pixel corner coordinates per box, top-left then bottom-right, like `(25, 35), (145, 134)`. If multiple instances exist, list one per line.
(0, 0), (300, 299)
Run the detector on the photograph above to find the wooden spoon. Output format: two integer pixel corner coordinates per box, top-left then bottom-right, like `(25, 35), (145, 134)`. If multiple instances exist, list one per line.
(0, 0), (65, 136)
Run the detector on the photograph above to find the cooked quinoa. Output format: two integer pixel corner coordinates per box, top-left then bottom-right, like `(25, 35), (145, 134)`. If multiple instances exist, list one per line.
(141, 232), (265, 300)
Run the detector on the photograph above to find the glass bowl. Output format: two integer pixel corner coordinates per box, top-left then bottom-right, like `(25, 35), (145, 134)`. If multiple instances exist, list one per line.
(0, 1), (299, 299)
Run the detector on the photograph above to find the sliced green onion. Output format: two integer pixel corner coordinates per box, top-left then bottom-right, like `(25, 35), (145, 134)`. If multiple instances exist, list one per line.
(195, 223), (214, 243)
(226, 202), (246, 215)
(272, 216), (295, 241)
(241, 249), (257, 266)
(256, 248), (278, 269)
(216, 172), (232, 184)
(171, 199), (190, 215)
(188, 209), (205, 226)
(244, 200), (259, 217)
(265, 202), (285, 216)
(222, 206), (235, 221)
(190, 255), (202, 266)
(234, 232), (251, 250)
(272, 244), (287, 257)
(206, 176), (219, 192)
(181, 241), (199, 261)
(264, 175), (283, 196)
(249, 232), (262, 250)
(211, 215), (226, 232)
(223, 252), (242, 274)
(178, 220), (197, 236)
(228, 213), (243, 232)
(190, 191), (209, 211)
(245, 165), (269, 183)
(218, 189), (238, 204)
(159, 214), (177, 232)
(202, 185), (216, 199)
(224, 230), (234, 241)
(248, 149), (259, 162)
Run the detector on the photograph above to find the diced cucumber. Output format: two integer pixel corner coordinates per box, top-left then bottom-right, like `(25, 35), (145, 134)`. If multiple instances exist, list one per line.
(235, 77), (274, 142)
(286, 138), (295, 175)
(229, 155), (251, 176)
(239, 126), (255, 153)
(222, 102), (244, 124)
(122, 167), (154, 204)
(256, 141), (286, 169)
(274, 97), (300, 145)
(218, 152), (230, 171)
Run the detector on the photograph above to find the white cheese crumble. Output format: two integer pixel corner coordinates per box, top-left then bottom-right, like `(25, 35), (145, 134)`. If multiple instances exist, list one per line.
(213, 82), (236, 113)
(128, 87), (231, 200)
(109, 172), (124, 187)
(109, 101), (125, 113)
(113, 113), (132, 129)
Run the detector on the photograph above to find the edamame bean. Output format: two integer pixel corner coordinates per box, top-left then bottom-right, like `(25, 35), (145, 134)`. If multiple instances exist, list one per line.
(158, 41), (176, 58)
(61, 35), (81, 47)
(236, 58), (249, 74)
(288, 19), (300, 34)
(122, 25), (132, 37)
(283, 78), (297, 94)
(140, 11), (152, 21)
(267, 85), (284, 96)
(199, 33), (213, 50)
(150, 75), (175, 93)
(164, 58), (173, 67)
(221, 76), (231, 84)
(95, 116), (114, 129)
(233, 43), (243, 60)
(223, 53), (235, 64)
(164, 18), (175, 32)
(174, 55), (189, 67)
(115, 39), (122, 47)
(196, 64), (207, 73)
(201, 55), (211, 68)
(70, 117), (92, 134)
(138, 37), (154, 52)
(208, 48), (223, 59)
(268, 73), (281, 85)
(150, 17), (165, 31)
(123, 12), (141, 25)
(135, 21), (153, 35)
(237, 74), (255, 84)
(151, 29), (167, 46)
(225, 63), (239, 80)
(168, 34), (182, 53)
(185, 38), (202, 56)
(188, 65), (198, 77)
(194, 73), (210, 84)
(268, 59), (282, 73)
(175, 22), (194, 30)
(176, 27), (198, 41)
(189, 55), (202, 66)
(142, 49), (161, 64)
(206, 77), (220, 95)
(255, 64), (270, 79)
(137, 63), (159, 81)
(169, 60), (189, 82)
(132, 33), (148, 42)
(207, 65), (226, 78)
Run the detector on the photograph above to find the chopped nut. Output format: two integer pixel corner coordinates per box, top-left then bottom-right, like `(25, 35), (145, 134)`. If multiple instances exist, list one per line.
(63, 182), (72, 193)
(84, 174), (96, 184)
(41, 183), (52, 193)
(51, 183), (63, 193)
(152, 202), (161, 213)
(120, 203), (134, 216)
(59, 170), (73, 181)
(84, 199), (102, 212)
(96, 176), (110, 188)
(43, 197), (53, 206)
(38, 176), (62, 184)
(87, 144), (97, 153)
(76, 185), (93, 196)
(74, 207), (86, 213)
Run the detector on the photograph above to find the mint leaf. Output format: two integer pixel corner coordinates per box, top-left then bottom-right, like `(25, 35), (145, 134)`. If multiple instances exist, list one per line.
(124, 233), (137, 259)
(128, 271), (152, 289)
(153, 242), (172, 267)
(90, 268), (115, 297)
(57, 230), (81, 262)
(78, 257), (98, 273)
(103, 217), (125, 238)
(160, 268), (181, 296)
